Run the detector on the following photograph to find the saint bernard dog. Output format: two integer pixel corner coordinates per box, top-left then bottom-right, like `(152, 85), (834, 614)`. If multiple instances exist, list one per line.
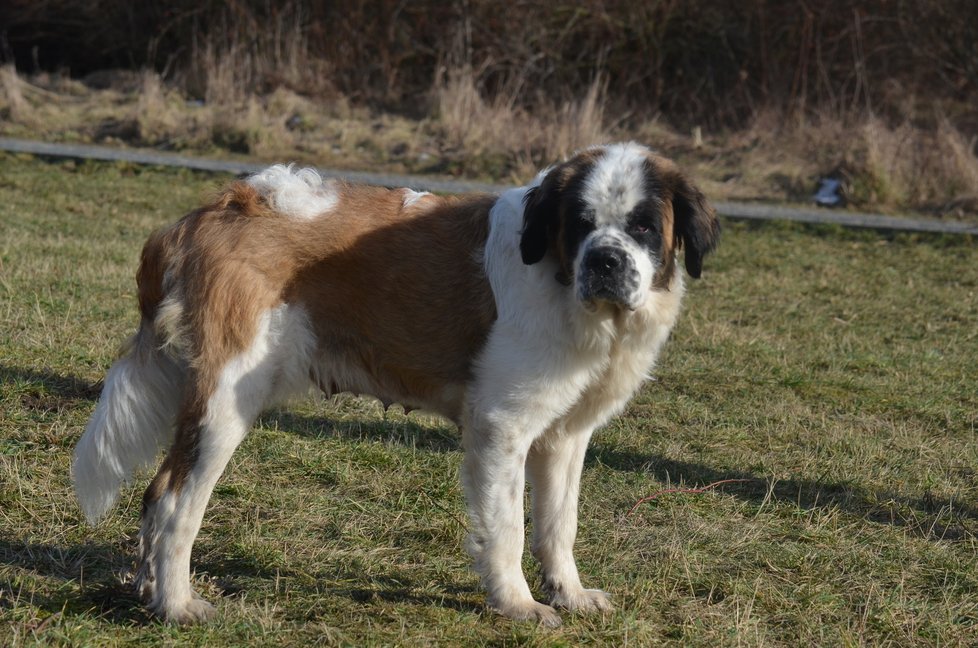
(73, 142), (720, 627)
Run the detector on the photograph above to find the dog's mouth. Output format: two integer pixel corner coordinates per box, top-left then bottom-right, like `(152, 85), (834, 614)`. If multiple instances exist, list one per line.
(578, 271), (642, 312)
(578, 277), (641, 312)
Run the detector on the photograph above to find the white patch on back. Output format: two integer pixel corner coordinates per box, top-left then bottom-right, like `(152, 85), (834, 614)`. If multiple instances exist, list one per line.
(402, 189), (432, 208)
(582, 143), (648, 228)
(247, 164), (338, 220)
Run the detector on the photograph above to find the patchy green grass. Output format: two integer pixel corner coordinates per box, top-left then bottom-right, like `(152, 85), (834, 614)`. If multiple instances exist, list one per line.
(1, 153), (976, 646)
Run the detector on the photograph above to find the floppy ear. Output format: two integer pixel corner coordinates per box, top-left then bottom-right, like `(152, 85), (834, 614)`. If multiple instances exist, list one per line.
(672, 177), (720, 279)
(520, 180), (560, 265)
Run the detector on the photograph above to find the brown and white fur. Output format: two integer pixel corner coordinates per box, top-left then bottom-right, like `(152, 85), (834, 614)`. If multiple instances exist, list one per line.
(72, 143), (720, 627)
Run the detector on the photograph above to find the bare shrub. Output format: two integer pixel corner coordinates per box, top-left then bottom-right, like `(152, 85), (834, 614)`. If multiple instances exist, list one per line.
(2, 1), (976, 215)
(2, 1), (976, 130)
(536, 78), (610, 164)
(935, 119), (978, 205)
(731, 111), (978, 213)
(197, 40), (250, 108)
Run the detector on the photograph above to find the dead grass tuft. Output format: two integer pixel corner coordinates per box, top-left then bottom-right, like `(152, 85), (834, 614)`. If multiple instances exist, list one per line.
(184, 5), (332, 108)
(706, 110), (978, 216)
(0, 65), (29, 123)
(134, 71), (186, 145)
(1, 60), (976, 218)
(836, 116), (978, 213)
(536, 77), (610, 167)
(432, 66), (610, 178)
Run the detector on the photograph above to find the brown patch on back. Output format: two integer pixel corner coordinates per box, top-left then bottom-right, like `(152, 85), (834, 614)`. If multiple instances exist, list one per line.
(287, 188), (499, 418)
(137, 222), (180, 323)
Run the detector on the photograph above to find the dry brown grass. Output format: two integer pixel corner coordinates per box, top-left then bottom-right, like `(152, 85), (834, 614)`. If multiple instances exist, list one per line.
(685, 109), (978, 217)
(134, 71), (185, 144)
(3, 0), (978, 215)
(1, 62), (977, 218)
(8, 1), (975, 131)
(845, 117), (978, 212)
(432, 66), (610, 178)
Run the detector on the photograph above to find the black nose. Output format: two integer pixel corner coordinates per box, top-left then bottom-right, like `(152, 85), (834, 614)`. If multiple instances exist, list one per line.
(586, 247), (625, 272)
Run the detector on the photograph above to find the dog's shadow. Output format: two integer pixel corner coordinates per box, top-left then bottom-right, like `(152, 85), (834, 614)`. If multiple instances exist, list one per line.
(0, 535), (483, 622)
(0, 538), (151, 624)
(588, 444), (978, 541)
(262, 404), (462, 454)
(188, 555), (485, 620)
(6, 360), (975, 544)
(270, 403), (978, 543)
(10, 362), (972, 542)
(328, 583), (485, 615)
(0, 365), (102, 413)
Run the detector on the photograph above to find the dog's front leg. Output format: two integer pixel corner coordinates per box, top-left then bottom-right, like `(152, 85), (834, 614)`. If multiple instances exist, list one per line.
(461, 415), (562, 627)
(526, 427), (612, 614)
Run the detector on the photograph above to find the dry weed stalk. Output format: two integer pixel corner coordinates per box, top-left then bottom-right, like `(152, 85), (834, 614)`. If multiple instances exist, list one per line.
(0, 64), (30, 123)
(135, 71), (182, 144)
(538, 77), (609, 163)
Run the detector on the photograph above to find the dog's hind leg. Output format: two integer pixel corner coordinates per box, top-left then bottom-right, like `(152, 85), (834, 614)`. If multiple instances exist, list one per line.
(135, 406), (241, 623)
(135, 306), (311, 623)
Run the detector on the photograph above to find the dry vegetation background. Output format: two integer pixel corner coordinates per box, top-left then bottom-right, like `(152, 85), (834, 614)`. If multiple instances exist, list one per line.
(2, 0), (978, 217)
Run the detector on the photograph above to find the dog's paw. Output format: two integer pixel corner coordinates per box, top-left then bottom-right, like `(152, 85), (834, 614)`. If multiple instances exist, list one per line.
(132, 569), (156, 604)
(493, 599), (563, 628)
(150, 594), (216, 624)
(550, 587), (612, 613)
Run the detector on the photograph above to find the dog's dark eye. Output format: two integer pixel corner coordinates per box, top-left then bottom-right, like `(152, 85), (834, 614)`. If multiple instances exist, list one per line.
(631, 224), (649, 234)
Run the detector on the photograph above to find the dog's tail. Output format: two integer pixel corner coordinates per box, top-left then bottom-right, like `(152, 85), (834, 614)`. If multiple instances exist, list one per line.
(72, 327), (184, 524)
(73, 227), (186, 524)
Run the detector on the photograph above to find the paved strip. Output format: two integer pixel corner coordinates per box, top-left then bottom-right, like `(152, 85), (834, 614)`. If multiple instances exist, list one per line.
(2, 136), (976, 235)
(714, 201), (977, 235)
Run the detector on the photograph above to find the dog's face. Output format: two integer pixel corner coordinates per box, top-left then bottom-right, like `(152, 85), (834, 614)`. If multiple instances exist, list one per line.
(520, 143), (720, 311)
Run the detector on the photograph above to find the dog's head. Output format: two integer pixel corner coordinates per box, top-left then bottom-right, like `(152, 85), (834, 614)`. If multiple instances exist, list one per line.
(520, 143), (720, 311)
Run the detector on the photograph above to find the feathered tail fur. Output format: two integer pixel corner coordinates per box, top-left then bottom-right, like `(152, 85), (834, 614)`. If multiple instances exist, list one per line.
(72, 328), (184, 523)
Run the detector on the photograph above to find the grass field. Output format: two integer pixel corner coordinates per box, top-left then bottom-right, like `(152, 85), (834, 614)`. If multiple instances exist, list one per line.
(1, 153), (976, 646)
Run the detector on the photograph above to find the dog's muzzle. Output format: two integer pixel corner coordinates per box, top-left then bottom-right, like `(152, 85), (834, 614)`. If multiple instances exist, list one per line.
(579, 246), (640, 309)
